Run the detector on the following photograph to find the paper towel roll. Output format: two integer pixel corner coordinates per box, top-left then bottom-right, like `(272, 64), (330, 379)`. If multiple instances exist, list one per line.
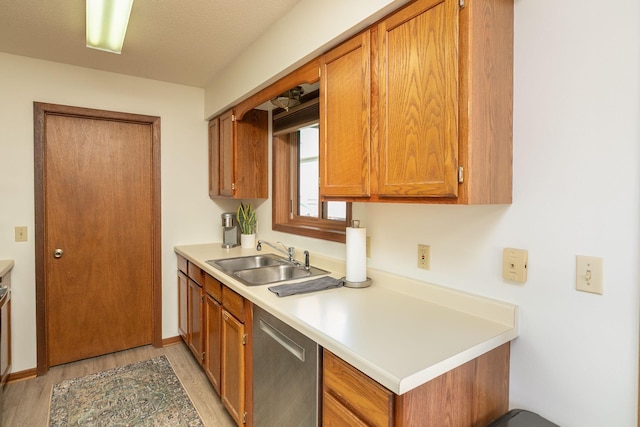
(346, 226), (367, 282)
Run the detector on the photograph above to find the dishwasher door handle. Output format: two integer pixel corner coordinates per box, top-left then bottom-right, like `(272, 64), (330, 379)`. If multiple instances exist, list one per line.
(259, 319), (306, 362)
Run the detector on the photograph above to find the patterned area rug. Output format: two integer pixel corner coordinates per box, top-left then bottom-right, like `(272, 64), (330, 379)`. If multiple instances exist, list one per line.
(49, 356), (204, 426)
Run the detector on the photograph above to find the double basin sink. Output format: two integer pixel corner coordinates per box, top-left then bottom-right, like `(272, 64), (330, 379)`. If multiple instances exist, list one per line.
(206, 253), (329, 286)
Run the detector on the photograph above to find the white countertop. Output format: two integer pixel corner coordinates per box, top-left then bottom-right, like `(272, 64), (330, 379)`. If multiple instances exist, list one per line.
(0, 260), (14, 280)
(175, 243), (518, 395)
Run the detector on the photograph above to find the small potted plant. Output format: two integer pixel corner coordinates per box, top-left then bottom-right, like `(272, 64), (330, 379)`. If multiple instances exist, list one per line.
(237, 202), (256, 249)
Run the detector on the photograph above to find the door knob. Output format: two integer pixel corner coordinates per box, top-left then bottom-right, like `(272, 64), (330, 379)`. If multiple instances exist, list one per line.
(53, 249), (64, 258)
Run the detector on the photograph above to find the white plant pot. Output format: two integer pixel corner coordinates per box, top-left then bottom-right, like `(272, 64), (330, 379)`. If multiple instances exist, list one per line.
(241, 233), (256, 249)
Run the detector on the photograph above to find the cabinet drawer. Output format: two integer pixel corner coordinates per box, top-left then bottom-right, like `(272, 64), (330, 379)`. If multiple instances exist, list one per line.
(187, 261), (204, 286)
(323, 350), (393, 426)
(323, 391), (369, 426)
(205, 273), (222, 303)
(222, 285), (245, 322)
(177, 254), (188, 274)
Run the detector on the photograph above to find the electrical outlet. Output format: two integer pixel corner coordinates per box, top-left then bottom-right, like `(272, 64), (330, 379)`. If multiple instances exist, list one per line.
(502, 248), (528, 282)
(576, 255), (603, 294)
(418, 244), (430, 270)
(15, 226), (28, 242)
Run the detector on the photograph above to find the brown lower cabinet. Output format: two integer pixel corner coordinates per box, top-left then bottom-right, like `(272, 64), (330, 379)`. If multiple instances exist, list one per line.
(177, 256), (252, 427)
(323, 344), (510, 427)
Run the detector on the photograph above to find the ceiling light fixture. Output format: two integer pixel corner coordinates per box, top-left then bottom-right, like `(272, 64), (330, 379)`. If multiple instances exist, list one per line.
(86, 0), (134, 54)
(271, 86), (304, 111)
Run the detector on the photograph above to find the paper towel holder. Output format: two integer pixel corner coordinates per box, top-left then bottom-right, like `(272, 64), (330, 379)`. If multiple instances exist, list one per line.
(342, 219), (372, 288)
(341, 277), (372, 288)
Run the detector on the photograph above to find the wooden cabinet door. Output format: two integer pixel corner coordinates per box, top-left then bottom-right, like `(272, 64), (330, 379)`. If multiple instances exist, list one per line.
(204, 294), (222, 395)
(235, 109), (268, 199)
(222, 309), (245, 426)
(320, 30), (371, 197)
(208, 117), (221, 198)
(177, 270), (188, 341)
(219, 110), (235, 197)
(377, 0), (459, 198)
(187, 278), (203, 362)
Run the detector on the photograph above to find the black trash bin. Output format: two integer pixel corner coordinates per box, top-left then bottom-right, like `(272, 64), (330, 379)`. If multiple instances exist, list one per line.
(487, 409), (560, 427)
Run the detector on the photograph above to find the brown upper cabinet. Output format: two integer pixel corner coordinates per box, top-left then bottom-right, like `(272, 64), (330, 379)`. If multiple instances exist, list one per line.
(209, 109), (268, 199)
(319, 0), (513, 204)
(214, 0), (512, 204)
(320, 30), (372, 198)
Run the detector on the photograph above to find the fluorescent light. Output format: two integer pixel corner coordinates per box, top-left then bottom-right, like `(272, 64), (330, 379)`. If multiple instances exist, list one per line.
(86, 0), (134, 54)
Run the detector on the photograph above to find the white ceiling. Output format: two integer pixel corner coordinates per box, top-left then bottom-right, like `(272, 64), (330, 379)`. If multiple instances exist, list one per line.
(0, 0), (303, 88)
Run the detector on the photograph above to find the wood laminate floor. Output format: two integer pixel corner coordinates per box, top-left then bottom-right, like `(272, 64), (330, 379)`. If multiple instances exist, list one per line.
(0, 342), (235, 427)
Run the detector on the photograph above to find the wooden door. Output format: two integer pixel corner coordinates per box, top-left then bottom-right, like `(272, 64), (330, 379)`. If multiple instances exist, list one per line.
(222, 309), (245, 426)
(320, 30), (371, 198)
(34, 103), (161, 373)
(204, 293), (222, 394)
(219, 110), (235, 197)
(377, 0), (459, 197)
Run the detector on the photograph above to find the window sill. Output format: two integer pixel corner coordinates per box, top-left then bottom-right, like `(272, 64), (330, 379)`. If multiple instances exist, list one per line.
(273, 223), (346, 243)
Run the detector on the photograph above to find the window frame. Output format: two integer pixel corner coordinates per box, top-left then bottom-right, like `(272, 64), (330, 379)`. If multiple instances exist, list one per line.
(272, 125), (351, 243)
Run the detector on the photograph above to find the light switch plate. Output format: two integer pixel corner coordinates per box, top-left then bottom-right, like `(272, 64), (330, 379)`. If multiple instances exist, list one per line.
(502, 248), (527, 282)
(576, 255), (603, 294)
(15, 226), (28, 242)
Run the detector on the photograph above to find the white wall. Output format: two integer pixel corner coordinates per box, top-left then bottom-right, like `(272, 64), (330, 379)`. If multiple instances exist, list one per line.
(209, 0), (640, 425)
(0, 53), (220, 371)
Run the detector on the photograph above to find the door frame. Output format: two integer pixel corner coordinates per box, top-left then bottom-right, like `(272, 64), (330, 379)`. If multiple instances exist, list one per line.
(33, 102), (162, 376)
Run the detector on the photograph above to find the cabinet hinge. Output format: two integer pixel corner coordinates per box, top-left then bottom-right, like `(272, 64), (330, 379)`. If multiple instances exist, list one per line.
(318, 66), (321, 78)
(459, 0), (465, 8)
(242, 333), (247, 345)
(201, 352), (205, 361)
(231, 183), (236, 190)
(242, 412), (247, 424)
(458, 166), (464, 183)
(231, 114), (236, 122)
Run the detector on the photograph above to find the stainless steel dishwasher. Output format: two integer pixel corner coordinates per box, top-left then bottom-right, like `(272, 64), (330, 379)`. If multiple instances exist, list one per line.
(253, 305), (320, 426)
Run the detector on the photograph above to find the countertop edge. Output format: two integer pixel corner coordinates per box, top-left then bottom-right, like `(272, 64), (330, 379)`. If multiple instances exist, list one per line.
(0, 260), (15, 279)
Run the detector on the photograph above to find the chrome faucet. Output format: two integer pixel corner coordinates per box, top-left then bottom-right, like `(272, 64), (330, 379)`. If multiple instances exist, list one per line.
(256, 240), (311, 270)
(256, 240), (295, 262)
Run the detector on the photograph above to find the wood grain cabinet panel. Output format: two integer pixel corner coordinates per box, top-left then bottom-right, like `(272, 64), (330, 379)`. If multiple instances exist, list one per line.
(377, 0), (459, 198)
(177, 270), (188, 341)
(323, 350), (393, 427)
(320, 30), (371, 197)
(222, 309), (246, 426)
(209, 109), (268, 199)
(204, 292), (222, 395)
(187, 278), (203, 362)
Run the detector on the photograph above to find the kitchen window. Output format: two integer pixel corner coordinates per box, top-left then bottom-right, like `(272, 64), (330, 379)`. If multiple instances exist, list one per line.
(272, 91), (351, 243)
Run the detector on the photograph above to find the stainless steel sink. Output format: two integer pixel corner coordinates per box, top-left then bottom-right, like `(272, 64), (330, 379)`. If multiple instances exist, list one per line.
(234, 264), (328, 286)
(209, 254), (285, 273)
(206, 254), (330, 286)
